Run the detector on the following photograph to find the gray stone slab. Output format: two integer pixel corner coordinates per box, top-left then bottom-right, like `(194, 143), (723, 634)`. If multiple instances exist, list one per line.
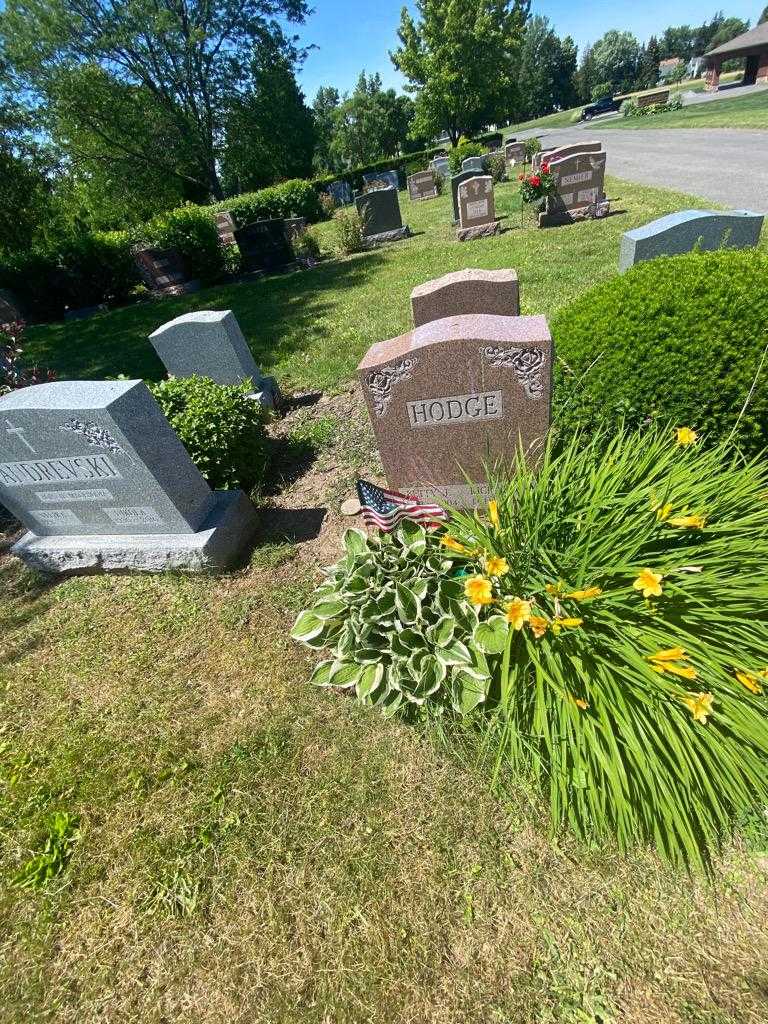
(457, 175), (496, 231)
(149, 309), (264, 389)
(450, 171), (477, 223)
(532, 141), (601, 172)
(429, 156), (450, 179)
(11, 489), (258, 574)
(328, 180), (353, 206)
(355, 187), (404, 238)
(619, 209), (765, 271)
(363, 169), (400, 190)
(0, 380), (259, 573)
(461, 156), (485, 174)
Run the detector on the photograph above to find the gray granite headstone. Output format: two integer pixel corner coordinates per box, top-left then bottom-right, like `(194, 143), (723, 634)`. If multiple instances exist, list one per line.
(539, 151), (608, 228)
(328, 180), (353, 206)
(363, 169), (399, 190)
(355, 187), (410, 245)
(0, 380), (257, 573)
(619, 209), (765, 272)
(149, 310), (279, 409)
(429, 156), (450, 180)
(461, 157), (485, 174)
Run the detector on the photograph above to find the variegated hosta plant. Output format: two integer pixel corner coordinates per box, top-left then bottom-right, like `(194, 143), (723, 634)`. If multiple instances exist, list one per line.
(291, 523), (493, 717)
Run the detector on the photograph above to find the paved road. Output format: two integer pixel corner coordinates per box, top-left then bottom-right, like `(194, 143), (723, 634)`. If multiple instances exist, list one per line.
(518, 125), (768, 212)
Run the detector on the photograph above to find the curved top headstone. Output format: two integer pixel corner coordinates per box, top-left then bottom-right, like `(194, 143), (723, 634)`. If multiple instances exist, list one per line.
(410, 268), (519, 327)
(149, 309), (263, 387)
(619, 209), (764, 272)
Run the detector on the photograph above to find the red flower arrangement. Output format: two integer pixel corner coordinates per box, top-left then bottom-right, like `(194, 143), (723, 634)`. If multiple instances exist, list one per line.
(518, 166), (555, 205)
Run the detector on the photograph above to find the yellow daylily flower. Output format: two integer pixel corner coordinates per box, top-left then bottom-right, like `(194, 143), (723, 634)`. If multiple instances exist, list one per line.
(667, 514), (706, 530)
(574, 697), (589, 710)
(551, 617), (583, 635)
(680, 692), (714, 724)
(545, 582), (564, 596)
(465, 575), (494, 606)
(650, 662), (698, 680)
(505, 597), (531, 630)
(565, 586), (602, 601)
(735, 670), (763, 695)
(633, 569), (664, 598)
(441, 535), (469, 554)
(529, 614), (549, 639)
(485, 555), (509, 577)
(676, 427), (698, 447)
(647, 647), (688, 662)
(488, 500), (500, 529)
(656, 503), (673, 522)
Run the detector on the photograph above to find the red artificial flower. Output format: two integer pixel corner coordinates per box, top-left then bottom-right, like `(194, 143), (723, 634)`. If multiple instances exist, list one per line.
(541, 162), (550, 173)
(530, 174), (541, 187)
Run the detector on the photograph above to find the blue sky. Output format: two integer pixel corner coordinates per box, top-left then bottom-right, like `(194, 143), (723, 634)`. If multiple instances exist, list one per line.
(292, 0), (761, 101)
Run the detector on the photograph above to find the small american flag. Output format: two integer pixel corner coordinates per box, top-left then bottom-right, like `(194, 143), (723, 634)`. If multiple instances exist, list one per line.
(356, 479), (447, 532)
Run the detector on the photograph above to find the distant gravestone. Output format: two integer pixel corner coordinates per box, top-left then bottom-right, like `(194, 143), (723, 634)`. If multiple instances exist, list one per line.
(457, 176), (501, 242)
(411, 269), (519, 327)
(358, 313), (552, 507)
(133, 247), (200, 297)
(483, 132), (504, 151)
(363, 169), (399, 191)
(149, 310), (279, 409)
(328, 180), (353, 206)
(0, 380), (258, 573)
(283, 217), (307, 243)
(504, 141), (527, 167)
(355, 187), (410, 246)
(407, 170), (438, 201)
(234, 219), (294, 273)
(532, 141), (602, 172)
(539, 151), (609, 228)
(619, 209), (765, 271)
(215, 211), (238, 246)
(429, 156), (450, 180)
(450, 170), (477, 223)
(461, 156), (485, 174)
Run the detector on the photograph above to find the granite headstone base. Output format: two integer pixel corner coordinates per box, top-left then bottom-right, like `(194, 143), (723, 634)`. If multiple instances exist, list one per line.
(457, 221), (502, 242)
(11, 489), (258, 575)
(538, 200), (609, 228)
(363, 225), (412, 248)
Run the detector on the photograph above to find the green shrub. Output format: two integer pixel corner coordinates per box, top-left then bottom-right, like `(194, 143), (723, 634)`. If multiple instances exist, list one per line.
(333, 208), (364, 255)
(218, 179), (323, 225)
(293, 426), (768, 866)
(318, 192), (337, 218)
(591, 81), (613, 101)
(488, 153), (506, 183)
(150, 376), (270, 492)
(552, 250), (768, 457)
(448, 142), (485, 175)
(523, 137), (542, 161)
(569, 109), (583, 124)
(293, 228), (321, 261)
(140, 205), (224, 285)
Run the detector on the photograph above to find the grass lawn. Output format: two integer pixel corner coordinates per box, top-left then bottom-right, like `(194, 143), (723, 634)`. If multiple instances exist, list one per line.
(4, 176), (768, 1023)
(601, 87), (768, 131)
(24, 174), (750, 394)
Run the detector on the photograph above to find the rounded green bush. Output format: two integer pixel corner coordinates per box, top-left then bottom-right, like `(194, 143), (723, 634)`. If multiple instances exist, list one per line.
(150, 376), (270, 492)
(552, 249), (768, 456)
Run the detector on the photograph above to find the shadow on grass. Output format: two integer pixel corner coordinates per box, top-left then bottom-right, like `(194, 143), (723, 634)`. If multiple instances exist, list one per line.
(24, 250), (388, 384)
(255, 506), (327, 546)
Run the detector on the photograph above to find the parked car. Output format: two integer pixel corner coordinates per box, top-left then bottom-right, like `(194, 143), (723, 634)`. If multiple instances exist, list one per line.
(580, 95), (622, 120)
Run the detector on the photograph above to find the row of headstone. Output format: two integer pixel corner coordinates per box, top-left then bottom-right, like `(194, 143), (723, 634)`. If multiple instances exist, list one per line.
(358, 267), (549, 507)
(456, 176), (501, 241)
(355, 187), (411, 246)
(619, 209), (765, 271)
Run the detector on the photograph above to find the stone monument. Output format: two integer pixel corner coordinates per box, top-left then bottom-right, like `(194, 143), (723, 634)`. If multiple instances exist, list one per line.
(363, 169), (399, 190)
(539, 151), (609, 227)
(619, 209), (765, 271)
(233, 220), (294, 273)
(461, 156), (485, 174)
(133, 247), (200, 297)
(149, 310), (279, 408)
(411, 269), (519, 327)
(355, 187), (410, 246)
(358, 312), (552, 507)
(0, 380), (258, 573)
(450, 170), (477, 223)
(328, 180), (353, 206)
(457, 176), (501, 241)
(407, 171), (438, 201)
(532, 141), (602, 172)
(429, 156), (450, 180)
(504, 141), (527, 167)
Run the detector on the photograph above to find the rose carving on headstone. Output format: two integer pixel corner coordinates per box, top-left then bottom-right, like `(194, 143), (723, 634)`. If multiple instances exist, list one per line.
(480, 345), (546, 399)
(364, 358), (418, 417)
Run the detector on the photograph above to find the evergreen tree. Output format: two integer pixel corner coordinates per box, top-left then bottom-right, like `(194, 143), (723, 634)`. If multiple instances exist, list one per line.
(636, 35), (661, 89)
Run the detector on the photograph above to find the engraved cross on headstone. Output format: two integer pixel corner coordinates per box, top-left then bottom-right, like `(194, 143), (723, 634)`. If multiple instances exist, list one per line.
(5, 419), (37, 454)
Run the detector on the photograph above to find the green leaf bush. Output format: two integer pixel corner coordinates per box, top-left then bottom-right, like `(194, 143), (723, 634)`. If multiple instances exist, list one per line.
(448, 142), (485, 175)
(333, 209), (365, 255)
(214, 179), (323, 226)
(142, 205), (224, 285)
(150, 376), (270, 492)
(293, 427), (768, 866)
(552, 249), (768, 457)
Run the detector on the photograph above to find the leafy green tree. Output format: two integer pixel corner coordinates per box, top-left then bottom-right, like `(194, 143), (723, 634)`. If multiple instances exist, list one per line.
(221, 40), (316, 195)
(391, 0), (530, 145)
(516, 16), (578, 120)
(708, 17), (750, 50)
(590, 30), (641, 94)
(0, 98), (58, 254)
(312, 86), (342, 174)
(0, 0), (310, 201)
(575, 44), (597, 103)
(760, 6), (768, 25)
(329, 72), (414, 167)
(659, 24), (696, 61)
(636, 36), (661, 89)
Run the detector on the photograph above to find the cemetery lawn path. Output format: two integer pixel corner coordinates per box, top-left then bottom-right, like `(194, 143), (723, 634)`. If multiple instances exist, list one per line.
(3, 389), (768, 1024)
(4, 177), (768, 1023)
(25, 174), (768, 394)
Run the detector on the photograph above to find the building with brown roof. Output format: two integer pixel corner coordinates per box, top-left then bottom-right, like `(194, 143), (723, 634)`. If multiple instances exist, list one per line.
(703, 22), (768, 90)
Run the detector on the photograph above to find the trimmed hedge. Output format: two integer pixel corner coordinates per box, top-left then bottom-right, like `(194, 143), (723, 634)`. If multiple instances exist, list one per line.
(0, 179), (325, 322)
(552, 249), (768, 457)
(312, 146), (447, 194)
